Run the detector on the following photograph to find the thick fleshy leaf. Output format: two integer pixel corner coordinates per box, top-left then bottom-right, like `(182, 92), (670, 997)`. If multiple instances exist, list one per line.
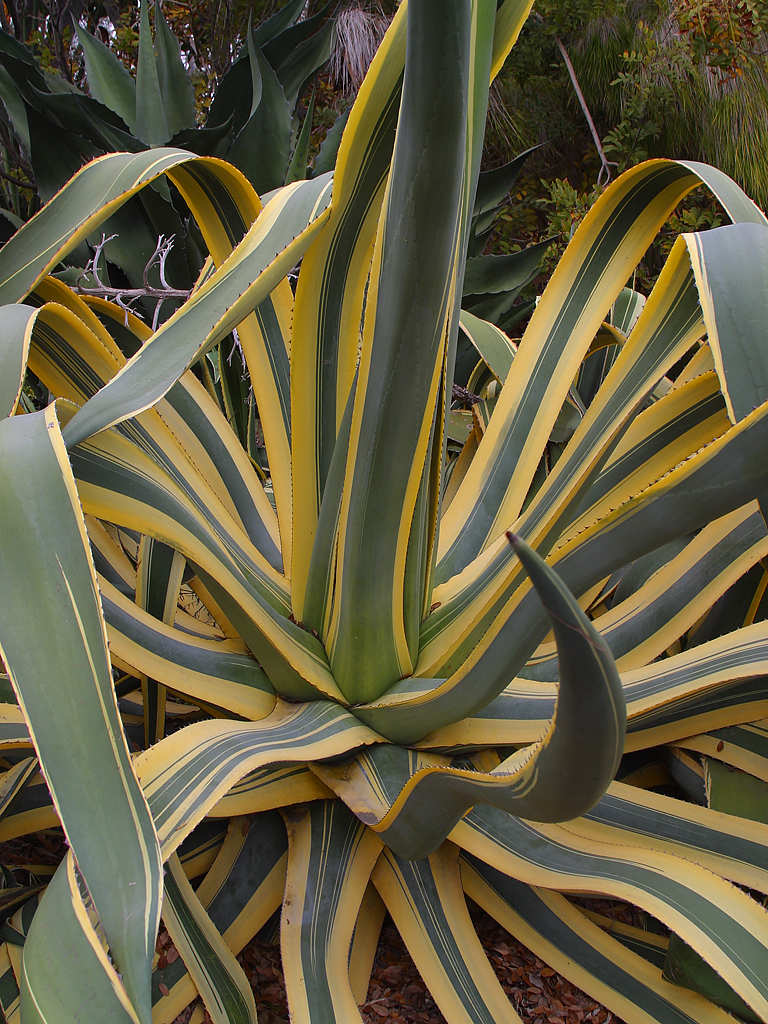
(135, 0), (169, 145)
(22, 854), (140, 1023)
(0, 304), (36, 417)
(436, 160), (767, 584)
(328, 0), (484, 700)
(454, 807), (768, 1020)
(134, 701), (382, 857)
(162, 854), (257, 1024)
(227, 35), (291, 194)
(353, 532), (625, 748)
(462, 858), (733, 1024)
(154, 0), (195, 138)
(75, 22), (137, 131)
(101, 576), (276, 721)
(63, 173), (332, 449)
(372, 844), (519, 1023)
(289, 3), (406, 618)
(686, 222), (768, 423)
(281, 801), (382, 1023)
(0, 407), (161, 1020)
(152, 813), (287, 1022)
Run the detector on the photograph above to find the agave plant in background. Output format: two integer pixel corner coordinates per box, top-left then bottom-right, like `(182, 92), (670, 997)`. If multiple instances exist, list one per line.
(0, 0), (336, 297)
(2, 1), (768, 1022)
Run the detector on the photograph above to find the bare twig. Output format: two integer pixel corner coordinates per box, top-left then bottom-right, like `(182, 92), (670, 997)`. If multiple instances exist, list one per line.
(0, 168), (35, 190)
(451, 383), (481, 407)
(555, 36), (618, 187)
(73, 233), (192, 327)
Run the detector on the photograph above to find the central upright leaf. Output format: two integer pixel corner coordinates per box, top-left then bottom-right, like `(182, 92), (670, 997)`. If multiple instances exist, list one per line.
(329, 0), (481, 702)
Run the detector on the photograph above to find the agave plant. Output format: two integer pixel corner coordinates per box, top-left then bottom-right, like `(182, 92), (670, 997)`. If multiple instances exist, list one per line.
(2, 2), (768, 1022)
(0, 0), (335, 293)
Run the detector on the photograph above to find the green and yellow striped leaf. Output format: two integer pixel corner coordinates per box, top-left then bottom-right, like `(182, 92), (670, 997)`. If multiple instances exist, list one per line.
(161, 853), (257, 1024)
(462, 857), (734, 1024)
(22, 853), (139, 1023)
(134, 701), (382, 858)
(372, 843), (518, 1024)
(0, 406), (161, 1020)
(453, 806), (768, 1019)
(280, 801), (382, 1023)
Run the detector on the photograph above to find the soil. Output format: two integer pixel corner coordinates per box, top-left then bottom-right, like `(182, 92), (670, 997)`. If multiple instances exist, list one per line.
(175, 901), (626, 1024)
(0, 836), (626, 1023)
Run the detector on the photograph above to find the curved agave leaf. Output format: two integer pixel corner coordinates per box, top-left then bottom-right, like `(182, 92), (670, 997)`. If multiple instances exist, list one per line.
(63, 173), (333, 449)
(22, 854), (139, 1024)
(372, 843), (519, 1023)
(462, 858), (733, 1024)
(0, 304), (35, 415)
(454, 807), (768, 1020)
(134, 701), (382, 857)
(436, 162), (766, 585)
(351, 530), (624, 748)
(152, 813), (287, 1023)
(0, 407), (161, 1021)
(161, 854), (257, 1024)
(571, 781), (768, 892)
(280, 801), (382, 1023)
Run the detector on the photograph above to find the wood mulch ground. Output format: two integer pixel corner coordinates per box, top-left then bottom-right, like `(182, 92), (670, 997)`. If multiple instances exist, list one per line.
(0, 834), (625, 1023)
(176, 900), (626, 1024)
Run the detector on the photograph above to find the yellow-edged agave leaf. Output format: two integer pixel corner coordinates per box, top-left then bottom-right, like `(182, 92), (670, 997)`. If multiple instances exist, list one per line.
(353, 532), (624, 748)
(677, 721), (768, 782)
(425, 241), (708, 620)
(422, 613), (768, 752)
(491, 0), (536, 78)
(152, 814), (287, 1024)
(0, 757), (37, 821)
(0, 150), (200, 304)
(290, 3), (407, 617)
(136, 536), (184, 744)
(161, 854), (257, 1024)
(685, 222), (768, 423)
(372, 843), (519, 1023)
(210, 765), (332, 819)
(280, 801), (382, 1023)
(569, 781), (768, 892)
(84, 297), (282, 566)
(561, 371), (730, 542)
(134, 701), (383, 858)
(62, 172), (333, 450)
(21, 854), (140, 1024)
(327, 0), (489, 701)
(0, 943), (19, 1024)
(436, 160), (766, 584)
(453, 807), (768, 1019)
(0, 305), (36, 416)
(0, 406), (161, 1021)
(462, 859), (734, 1024)
(25, 296), (287, 599)
(422, 228), (735, 672)
(524, 505), (768, 680)
(100, 576), (276, 721)
(0, 776), (58, 844)
(177, 820), (227, 883)
(348, 885), (386, 1005)
(316, 531), (626, 850)
(67, 418), (340, 700)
